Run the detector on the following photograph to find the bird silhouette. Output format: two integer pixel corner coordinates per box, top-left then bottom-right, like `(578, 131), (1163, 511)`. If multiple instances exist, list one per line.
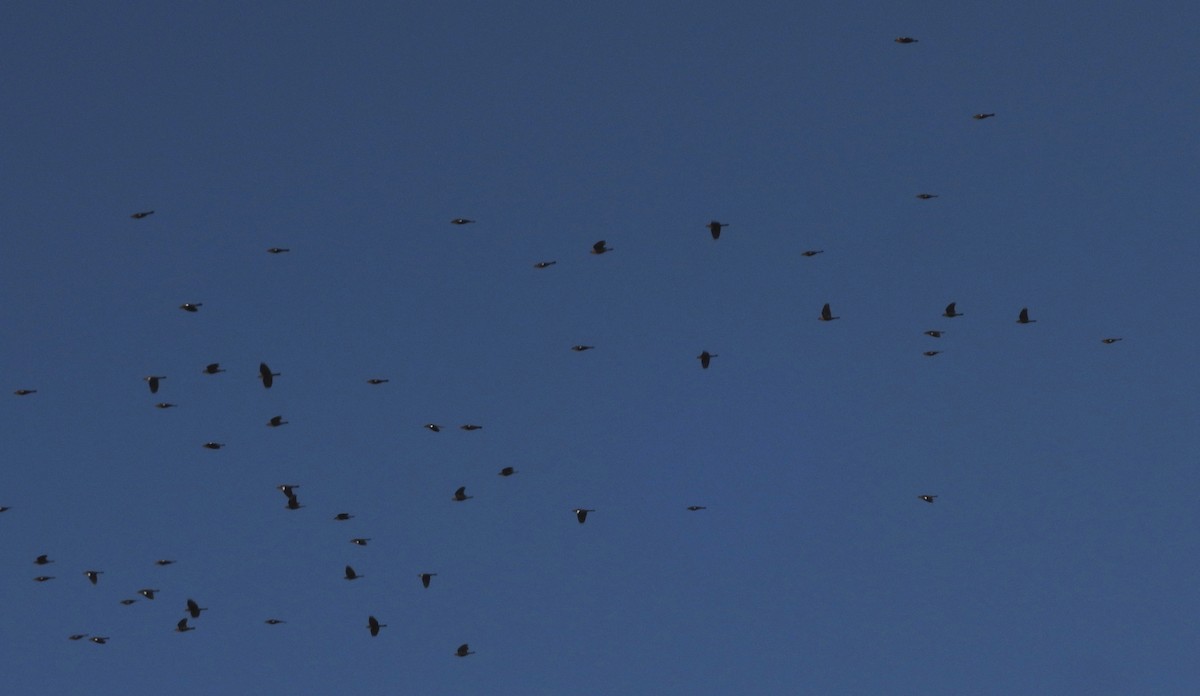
(350, 538), (370, 546)
(186, 599), (207, 618)
(923, 351), (942, 357)
(14, 389), (36, 396)
(425, 423), (442, 432)
(915, 193), (938, 200)
(344, 565), (362, 580)
(687, 506), (707, 511)
(801, 250), (824, 257)
(453, 486), (473, 502)
(943, 302), (963, 318)
(144, 376), (165, 394)
(155, 559), (175, 566)
(139, 589), (159, 600)
(154, 403), (176, 409)
(265, 619), (286, 625)
(179, 303), (202, 312)
(919, 495), (937, 503)
(202, 442), (224, 450)
(1017, 307), (1036, 324)
(456, 643), (475, 657)
(534, 261), (557, 268)
(367, 616), (386, 636)
(203, 363), (225, 374)
(924, 330), (945, 338)
(34, 575), (55, 582)
(707, 221), (728, 239)
(366, 378), (389, 385)
(90, 636), (109, 644)
(120, 599), (138, 605)
(267, 415), (288, 427)
(571, 345), (594, 352)
(259, 362), (279, 388)
(819, 303), (839, 321)
(175, 618), (194, 633)
(450, 218), (475, 225)
(130, 210), (155, 219)
(420, 572), (437, 588)
(267, 247), (290, 254)
(69, 634), (89, 641)
(697, 351), (717, 369)
(460, 424), (483, 431)
(573, 508), (594, 524)
(591, 240), (612, 255)
(498, 467), (516, 477)
(1102, 338), (1123, 344)
(85, 570), (102, 585)
(894, 36), (918, 43)
(278, 484), (300, 498)
(972, 113), (996, 120)
(35, 554), (53, 565)
(334, 513), (354, 521)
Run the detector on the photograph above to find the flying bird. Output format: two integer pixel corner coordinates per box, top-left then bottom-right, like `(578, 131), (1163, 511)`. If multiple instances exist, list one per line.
(344, 565), (362, 580)
(972, 113), (996, 120)
(14, 389), (36, 396)
(819, 303), (839, 321)
(120, 599), (138, 605)
(267, 247), (290, 254)
(265, 619), (286, 625)
(259, 362), (279, 388)
(534, 261), (557, 268)
(915, 193), (938, 200)
(35, 554), (53, 565)
(943, 302), (963, 318)
(90, 636), (109, 644)
(456, 644), (475, 657)
(139, 589), (159, 600)
(366, 378), (389, 385)
(707, 221), (728, 239)
(367, 616), (386, 636)
(425, 423), (442, 432)
(277, 484), (300, 498)
(155, 403), (176, 409)
(801, 250), (824, 257)
(923, 351), (942, 357)
(924, 330), (945, 338)
(697, 351), (717, 369)
(420, 573), (437, 588)
(453, 486), (473, 502)
(687, 506), (707, 511)
(34, 576), (55, 582)
(186, 599), (207, 618)
(1017, 307), (1036, 324)
(350, 538), (370, 546)
(894, 36), (918, 43)
(202, 442), (224, 450)
(69, 634), (89, 641)
(267, 415), (288, 427)
(919, 495), (937, 503)
(591, 240), (612, 254)
(334, 513), (354, 521)
(460, 424), (482, 431)
(175, 618), (195, 633)
(571, 345), (594, 352)
(203, 363), (225, 374)
(130, 211), (154, 219)
(85, 570), (103, 585)
(498, 467), (516, 477)
(450, 218), (475, 225)
(573, 508), (594, 524)
(155, 559), (175, 566)
(179, 303), (202, 312)
(1102, 338), (1123, 344)
(144, 376), (165, 394)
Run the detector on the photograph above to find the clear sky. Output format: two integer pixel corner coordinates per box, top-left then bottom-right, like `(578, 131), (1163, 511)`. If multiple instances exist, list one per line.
(3, 1), (1199, 694)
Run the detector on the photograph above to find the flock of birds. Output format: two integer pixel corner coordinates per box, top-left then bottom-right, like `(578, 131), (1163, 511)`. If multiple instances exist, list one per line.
(4, 35), (1130, 663)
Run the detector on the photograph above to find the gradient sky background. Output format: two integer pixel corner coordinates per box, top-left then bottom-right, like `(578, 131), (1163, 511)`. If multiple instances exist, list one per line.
(3, 2), (1199, 694)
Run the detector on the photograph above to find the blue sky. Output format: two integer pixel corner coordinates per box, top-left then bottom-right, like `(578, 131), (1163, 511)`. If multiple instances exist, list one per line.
(3, 1), (1199, 694)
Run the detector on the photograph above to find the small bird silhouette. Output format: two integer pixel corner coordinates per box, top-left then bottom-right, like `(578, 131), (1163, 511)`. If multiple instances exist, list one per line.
(267, 247), (290, 254)
(915, 193), (938, 200)
(202, 442), (224, 450)
(420, 572), (437, 588)
(265, 619), (286, 625)
(894, 36), (918, 43)
(460, 424), (482, 431)
(267, 415), (288, 427)
(350, 538), (370, 546)
(155, 559), (175, 566)
(155, 403), (176, 409)
(450, 218), (475, 225)
(144, 376), (165, 394)
(573, 508), (594, 524)
(130, 211), (154, 219)
(175, 618), (194, 633)
(707, 221), (728, 239)
(35, 554), (53, 565)
(90, 636), (109, 644)
(923, 351), (942, 357)
(344, 565), (362, 580)
(120, 599), (138, 605)
(179, 303), (202, 312)
(34, 575), (55, 582)
(924, 330), (945, 338)
(686, 506), (707, 511)
(259, 362), (279, 388)
(571, 345), (594, 352)
(425, 423), (442, 432)
(14, 389), (36, 396)
(85, 570), (103, 585)
(534, 261), (557, 268)
(186, 599), (207, 618)
(498, 467), (516, 477)
(919, 495), (937, 503)
(139, 589), (159, 600)
(69, 634), (89, 641)
(453, 486), (473, 502)
(697, 351), (717, 369)
(367, 378), (389, 385)
(367, 616), (386, 636)
(1102, 338), (1122, 344)
(203, 363), (225, 374)
(278, 484), (300, 498)
(456, 643), (475, 657)
(591, 240), (612, 255)
(819, 303), (839, 321)
(943, 302), (963, 318)
(1017, 307), (1036, 324)
(972, 113), (996, 120)
(334, 513), (354, 521)
(801, 250), (824, 257)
